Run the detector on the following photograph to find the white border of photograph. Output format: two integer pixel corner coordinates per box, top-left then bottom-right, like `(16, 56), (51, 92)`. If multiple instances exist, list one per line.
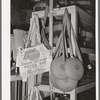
(1, 0), (99, 100)
(2, 0), (10, 100)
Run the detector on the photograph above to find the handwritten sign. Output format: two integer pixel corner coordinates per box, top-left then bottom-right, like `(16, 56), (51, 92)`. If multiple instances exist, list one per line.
(16, 44), (52, 78)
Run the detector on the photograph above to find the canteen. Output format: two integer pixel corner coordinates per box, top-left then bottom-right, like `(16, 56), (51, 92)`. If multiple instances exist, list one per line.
(50, 57), (68, 79)
(65, 57), (84, 81)
(55, 77), (78, 92)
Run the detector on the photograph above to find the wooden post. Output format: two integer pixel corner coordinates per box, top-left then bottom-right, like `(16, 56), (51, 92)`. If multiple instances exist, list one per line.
(70, 89), (77, 100)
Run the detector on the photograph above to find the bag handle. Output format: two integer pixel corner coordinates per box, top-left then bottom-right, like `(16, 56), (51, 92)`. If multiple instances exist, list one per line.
(53, 8), (73, 60)
(53, 8), (82, 62)
(64, 8), (82, 62)
(51, 8), (73, 60)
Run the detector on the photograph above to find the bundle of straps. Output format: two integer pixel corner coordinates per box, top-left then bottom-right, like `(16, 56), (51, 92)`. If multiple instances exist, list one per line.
(25, 6), (51, 49)
(50, 8), (84, 92)
(53, 8), (82, 61)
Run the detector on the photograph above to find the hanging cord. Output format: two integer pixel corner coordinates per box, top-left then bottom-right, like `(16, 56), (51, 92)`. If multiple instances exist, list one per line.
(62, 26), (68, 61)
(63, 26), (69, 59)
(41, 19), (52, 50)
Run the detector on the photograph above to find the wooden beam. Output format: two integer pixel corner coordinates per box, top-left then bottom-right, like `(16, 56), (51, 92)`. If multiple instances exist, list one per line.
(76, 82), (95, 93)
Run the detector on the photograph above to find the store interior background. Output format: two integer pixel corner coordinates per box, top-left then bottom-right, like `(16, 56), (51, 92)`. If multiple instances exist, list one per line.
(11, 0), (95, 31)
(11, 0), (96, 100)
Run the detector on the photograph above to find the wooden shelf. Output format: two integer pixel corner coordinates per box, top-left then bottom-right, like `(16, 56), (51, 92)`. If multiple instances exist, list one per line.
(11, 75), (22, 81)
(37, 84), (72, 94)
(11, 74), (95, 94)
(76, 6), (94, 30)
(32, 5), (94, 30)
(32, 5), (77, 18)
(76, 82), (95, 93)
(37, 82), (95, 94)
(80, 47), (95, 54)
(53, 47), (95, 54)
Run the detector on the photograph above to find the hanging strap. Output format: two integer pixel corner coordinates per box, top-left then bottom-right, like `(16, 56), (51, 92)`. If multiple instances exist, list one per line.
(64, 8), (82, 62)
(53, 26), (68, 61)
(63, 27), (68, 58)
(53, 31), (63, 58)
(53, 7), (82, 62)
(53, 8), (73, 60)
(26, 14), (41, 48)
(63, 8), (74, 58)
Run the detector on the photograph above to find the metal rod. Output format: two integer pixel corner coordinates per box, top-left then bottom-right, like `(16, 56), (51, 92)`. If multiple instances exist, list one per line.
(49, 1), (53, 100)
(49, 0), (53, 47)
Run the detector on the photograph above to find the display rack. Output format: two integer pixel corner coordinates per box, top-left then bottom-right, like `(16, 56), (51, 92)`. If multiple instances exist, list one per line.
(32, 5), (95, 52)
(11, 75), (95, 100)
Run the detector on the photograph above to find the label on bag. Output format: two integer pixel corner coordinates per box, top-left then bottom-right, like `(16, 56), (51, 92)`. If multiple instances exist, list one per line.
(16, 43), (52, 78)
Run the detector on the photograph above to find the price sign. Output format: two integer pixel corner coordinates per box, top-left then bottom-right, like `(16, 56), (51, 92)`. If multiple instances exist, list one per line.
(16, 44), (52, 78)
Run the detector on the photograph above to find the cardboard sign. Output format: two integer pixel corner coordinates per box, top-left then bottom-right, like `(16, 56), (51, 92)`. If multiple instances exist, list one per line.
(16, 44), (52, 78)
